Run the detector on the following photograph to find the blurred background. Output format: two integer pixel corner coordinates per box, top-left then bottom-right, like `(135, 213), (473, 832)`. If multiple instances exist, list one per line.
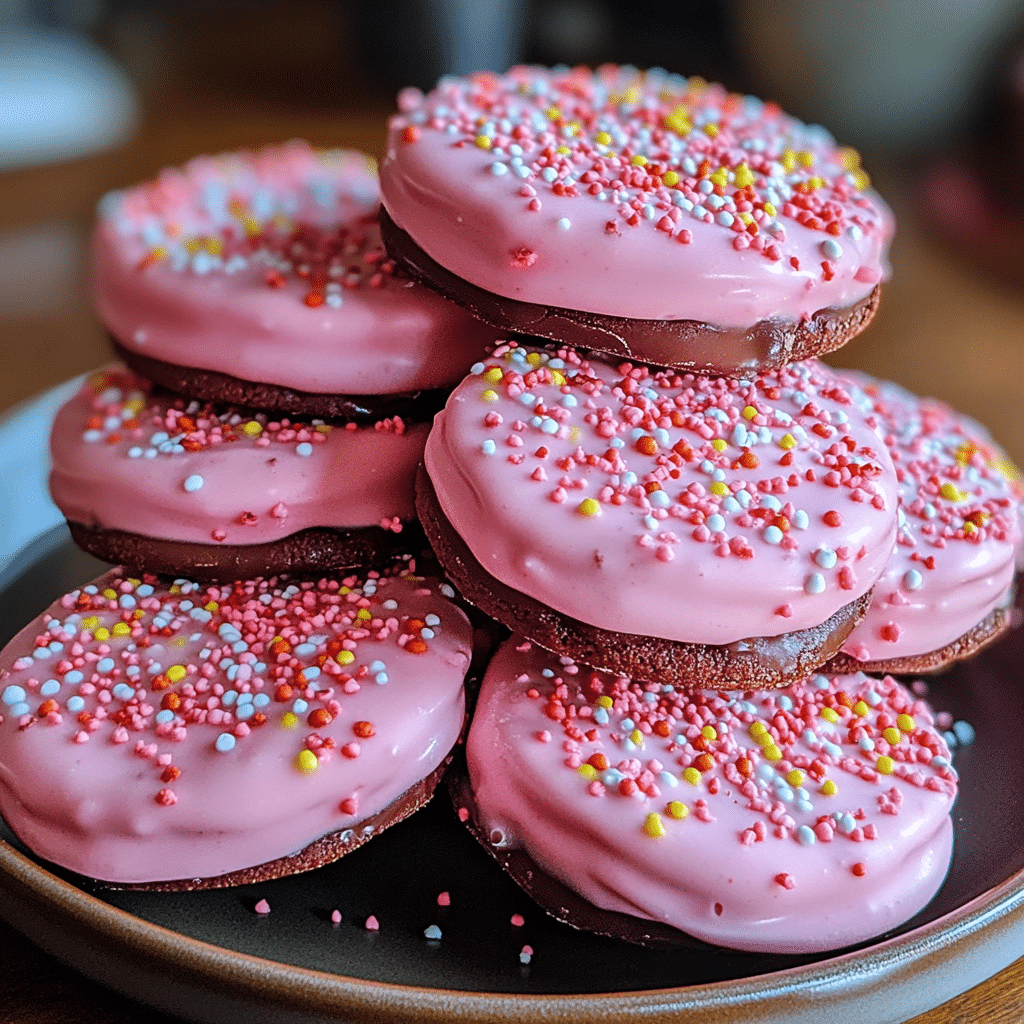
(3, 0), (1024, 450)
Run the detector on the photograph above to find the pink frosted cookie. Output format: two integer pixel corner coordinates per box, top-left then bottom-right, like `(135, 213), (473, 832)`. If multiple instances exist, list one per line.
(825, 373), (1022, 674)
(380, 66), (892, 375)
(51, 367), (428, 581)
(93, 141), (493, 415)
(0, 568), (471, 887)
(419, 344), (899, 689)
(456, 636), (957, 953)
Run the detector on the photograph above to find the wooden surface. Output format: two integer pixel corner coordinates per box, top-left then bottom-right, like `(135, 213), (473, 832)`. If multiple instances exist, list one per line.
(1, 94), (1023, 1024)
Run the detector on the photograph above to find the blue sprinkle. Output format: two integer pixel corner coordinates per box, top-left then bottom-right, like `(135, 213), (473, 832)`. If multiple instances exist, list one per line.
(64, 670), (84, 684)
(593, 707), (609, 725)
(253, 693), (271, 708)
(424, 924), (442, 941)
(112, 683), (135, 701)
(183, 474), (204, 492)
(222, 690), (238, 706)
(805, 573), (826, 595)
(601, 768), (624, 787)
(814, 546), (838, 569)
(294, 642), (317, 658)
(763, 525), (783, 545)
(658, 770), (678, 788)
(236, 703), (255, 720)
(215, 733), (236, 753)
(97, 657), (115, 674)
(953, 720), (976, 746)
(2, 685), (26, 705)
(292, 699), (309, 714)
(155, 709), (175, 724)
(375, 672), (389, 685)
(67, 695), (86, 713)
(40, 680), (61, 697)
(796, 825), (816, 846)
(706, 514), (725, 533)
(481, 439), (496, 455)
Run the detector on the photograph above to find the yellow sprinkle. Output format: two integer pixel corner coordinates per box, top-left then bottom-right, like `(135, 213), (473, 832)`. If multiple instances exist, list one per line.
(742, 405), (758, 420)
(763, 201), (776, 217)
(708, 169), (728, 187)
(755, 731), (773, 748)
(81, 616), (99, 631)
(336, 650), (355, 666)
(550, 369), (566, 386)
(481, 389), (499, 403)
(851, 168), (871, 190)
(662, 170), (680, 187)
(785, 769), (805, 787)
(779, 433), (797, 450)
(295, 749), (319, 773)
(595, 131), (612, 146)
(241, 421), (263, 437)
(132, 610), (144, 619)
(545, 106), (562, 121)
(338, 586), (350, 595)
(644, 812), (666, 838)
(481, 367), (503, 384)
(710, 481), (729, 497)
(667, 800), (689, 820)
(629, 729), (643, 746)
(184, 237), (201, 254)
(596, 695), (614, 709)
(93, 628), (110, 642)
(781, 149), (797, 172)
(876, 755), (894, 775)
(853, 700), (869, 717)
(281, 712), (298, 729)
(578, 763), (597, 779)
(626, 154), (646, 168)
(820, 780), (838, 796)
(748, 721), (767, 738)
(940, 482), (966, 502)
(738, 212), (754, 225)
(123, 398), (145, 414)
(315, 424), (332, 435)
(171, 637), (187, 648)
(763, 744), (782, 762)
(820, 707), (839, 724)
(169, 584), (181, 595)
(964, 522), (977, 535)
(565, 121), (581, 137)
(883, 727), (901, 745)
(682, 767), (702, 786)
(703, 123), (719, 138)
(711, 439), (727, 452)
(839, 146), (861, 171)
(167, 665), (187, 682)
(577, 498), (601, 517)
(525, 352), (543, 367)
(807, 176), (824, 191)
(204, 601), (218, 612)
(101, 588), (117, 599)
(204, 237), (222, 256)
(701, 725), (718, 741)
(356, 608), (371, 620)
(474, 135), (492, 150)
(733, 163), (754, 188)
(111, 622), (131, 637)
(556, 145), (571, 155)
(569, 426), (581, 443)
(797, 150), (815, 167)
(897, 713), (916, 733)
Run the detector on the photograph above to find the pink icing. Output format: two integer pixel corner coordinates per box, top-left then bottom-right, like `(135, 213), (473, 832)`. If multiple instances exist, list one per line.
(92, 141), (493, 395)
(0, 569), (471, 883)
(466, 637), (956, 953)
(381, 67), (893, 327)
(50, 366), (425, 545)
(424, 345), (899, 645)
(836, 372), (1023, 662)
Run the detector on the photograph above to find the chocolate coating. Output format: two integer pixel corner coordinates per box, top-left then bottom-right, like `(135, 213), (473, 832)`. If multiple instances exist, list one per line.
(110, 338), (448, 423)
(417, 468), (869, 691)
(380, 207), (881, 377)
(67, 520), (425, 583)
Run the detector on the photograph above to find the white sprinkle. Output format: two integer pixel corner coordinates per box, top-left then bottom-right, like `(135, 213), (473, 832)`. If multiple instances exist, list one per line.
(902, 569), (923, 591)
(556, 217), (571, 230)
(805, 573), (826, 595)
(814, 547), (838, 569)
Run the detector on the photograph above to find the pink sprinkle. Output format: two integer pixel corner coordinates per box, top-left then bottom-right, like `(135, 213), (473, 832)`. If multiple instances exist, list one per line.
(775, 873), (796, 890)
(331, 909), (342, 925)
(458, 807), (470, 822)
(519, 944), (534, 964)
(511, 247), (537, 268)
(339, 796), (359, 815)
(437, 891), (451, 907)
(510, 914), (525, 927)
(155, 787), (177, 806)
(365, 915), (379, 931)
(254, 899), (271, 915)
(775, 604), (793, 618)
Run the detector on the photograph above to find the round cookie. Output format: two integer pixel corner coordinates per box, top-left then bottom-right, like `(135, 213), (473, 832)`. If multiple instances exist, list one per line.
(459, 636), (957, 954)
(380, 66), (892, 375)
(51, 367), (428, 581)
(825, 372), (1022, 675)
(93, 141), (494, 413)
(420, 344), (900, 690)
(0, 568), (472, 887)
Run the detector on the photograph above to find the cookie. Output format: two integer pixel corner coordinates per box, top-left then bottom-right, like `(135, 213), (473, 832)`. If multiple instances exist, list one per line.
(93, 141), (493, 411)
(0, 568), (472, 887)
(824, 372), (1022, 675)
(51, 367), (427, 581)
(459, 636), (958, 953)
(419, 344), (900, 690)
(380, 66), (892, 375)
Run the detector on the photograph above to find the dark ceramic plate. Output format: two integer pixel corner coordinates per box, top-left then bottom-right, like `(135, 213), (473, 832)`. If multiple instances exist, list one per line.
(1, 524), (1023, 1024)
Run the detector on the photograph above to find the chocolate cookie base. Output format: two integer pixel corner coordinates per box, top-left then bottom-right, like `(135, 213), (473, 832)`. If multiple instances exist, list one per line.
(380, 206), (881, 377)
(824, 603), (1013, 676)
(110, 338), (449, 422)
(417, 467), (869, 691)
(68, 520), (424, 583)
(447, 765), (710, 950)
(99, 757), (453, 891)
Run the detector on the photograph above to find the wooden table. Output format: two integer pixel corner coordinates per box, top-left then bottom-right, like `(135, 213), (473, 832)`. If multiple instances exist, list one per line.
(1, 94), (1022, 1024)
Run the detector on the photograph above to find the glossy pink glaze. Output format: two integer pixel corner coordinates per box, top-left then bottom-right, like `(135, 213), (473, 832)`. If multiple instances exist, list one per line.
(0, 570), (471, 883)
(837, 373), (1022, 661)
(381, 67), (892, 327)
(50, 367), (425, 545)
(425, 345), (898, 644)
(466, 637), (956, 953)
(92, 141), (493, 395)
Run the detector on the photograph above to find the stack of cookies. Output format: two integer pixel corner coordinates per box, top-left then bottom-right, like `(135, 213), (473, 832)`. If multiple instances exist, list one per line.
(0, 141), (494, 888)
(377, 66), (1022, 953)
